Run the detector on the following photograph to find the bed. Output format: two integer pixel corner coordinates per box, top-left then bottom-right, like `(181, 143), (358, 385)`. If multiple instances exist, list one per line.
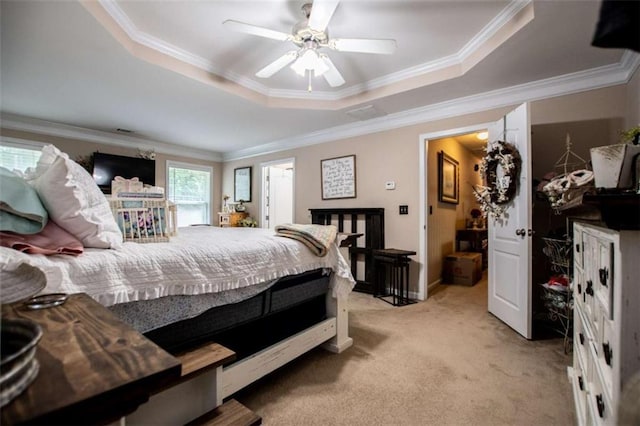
(1, 144), (360, 423)
(0, 225), (355, 422)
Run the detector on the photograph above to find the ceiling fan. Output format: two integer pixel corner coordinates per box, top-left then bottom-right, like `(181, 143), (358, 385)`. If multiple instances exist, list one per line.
(223, 0), (397, 91)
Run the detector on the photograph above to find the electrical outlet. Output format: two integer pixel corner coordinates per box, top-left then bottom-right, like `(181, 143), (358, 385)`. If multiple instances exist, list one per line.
(399, 205), (408, 215)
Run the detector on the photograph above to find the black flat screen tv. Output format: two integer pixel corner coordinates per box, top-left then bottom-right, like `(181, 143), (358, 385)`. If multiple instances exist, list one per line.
(92, 152), (156, 194)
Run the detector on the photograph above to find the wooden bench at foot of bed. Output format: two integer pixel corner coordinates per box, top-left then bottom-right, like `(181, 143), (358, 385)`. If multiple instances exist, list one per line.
(126, 342), (262, 426)
(125, 292), (351, 425)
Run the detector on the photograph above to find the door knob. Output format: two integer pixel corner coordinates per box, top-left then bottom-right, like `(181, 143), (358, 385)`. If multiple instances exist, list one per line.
(515, 228), (526, 236)
(586, 280), (594, 296)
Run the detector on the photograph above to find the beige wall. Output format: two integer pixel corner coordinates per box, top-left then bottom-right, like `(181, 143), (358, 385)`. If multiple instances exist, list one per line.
(223, 84), (628, 296)
(530, 118), (625, 180)
(0, 128), (223, 223)
(529, 84), (627, 125)
(223, 108), (510, 249)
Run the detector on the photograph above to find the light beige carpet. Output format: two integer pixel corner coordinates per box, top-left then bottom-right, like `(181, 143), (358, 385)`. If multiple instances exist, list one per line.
(235, 276), (575, 425)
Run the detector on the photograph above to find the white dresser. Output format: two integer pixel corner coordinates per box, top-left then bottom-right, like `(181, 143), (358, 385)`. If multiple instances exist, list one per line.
(569, 222), (640, 425)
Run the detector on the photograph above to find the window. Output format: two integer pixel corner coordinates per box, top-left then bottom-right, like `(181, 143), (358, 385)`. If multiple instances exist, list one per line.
(166, 161), (212, 227)
(0, 140), (44, 172)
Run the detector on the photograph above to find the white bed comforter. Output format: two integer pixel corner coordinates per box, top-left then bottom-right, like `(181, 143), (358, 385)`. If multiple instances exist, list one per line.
(0, 227), (355, 307)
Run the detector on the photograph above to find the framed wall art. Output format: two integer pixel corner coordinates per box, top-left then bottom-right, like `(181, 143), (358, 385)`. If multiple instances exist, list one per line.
(438, 151), (459, 204)
(234, 166), (252, 202)
(321, 155), (356, 200)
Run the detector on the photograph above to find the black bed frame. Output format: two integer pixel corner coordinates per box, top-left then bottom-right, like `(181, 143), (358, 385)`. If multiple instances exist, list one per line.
(310, 208), (385, 293)
(145, 269), (331, 357)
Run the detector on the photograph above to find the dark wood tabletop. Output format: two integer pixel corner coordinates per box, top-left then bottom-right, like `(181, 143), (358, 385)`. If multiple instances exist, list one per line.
(1, 293), (181, 425)
(372, 248), (417, 257)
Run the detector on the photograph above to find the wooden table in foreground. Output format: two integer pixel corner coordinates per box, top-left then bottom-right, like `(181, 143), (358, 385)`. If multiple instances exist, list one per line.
(1, 293), (181, 425)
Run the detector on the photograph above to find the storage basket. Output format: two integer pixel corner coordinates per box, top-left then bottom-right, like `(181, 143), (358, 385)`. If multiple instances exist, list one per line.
(590, 143), (640, 189)
(109, 198), (177, 243)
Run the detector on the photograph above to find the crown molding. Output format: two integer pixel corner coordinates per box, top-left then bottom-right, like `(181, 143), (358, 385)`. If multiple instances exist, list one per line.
(0, 113), (223, 162)
(328, 0), (533, 100)
(457, 0), (530, 60)
(97, 0), (532, 103)
(223, 53), (638, 161)
(97, 0), (269, 96)
(620, 49), (640, 75)
(2, 53), (635, 164)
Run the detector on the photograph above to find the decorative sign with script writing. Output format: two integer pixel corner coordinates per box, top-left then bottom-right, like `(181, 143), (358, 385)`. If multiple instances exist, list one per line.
(321, 155), (356, 200)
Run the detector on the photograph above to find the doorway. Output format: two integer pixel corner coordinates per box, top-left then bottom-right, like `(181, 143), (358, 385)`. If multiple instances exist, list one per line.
(260, 159), (294, 229)
(420, 104), (534, 339)
(418, 124), (491, 301)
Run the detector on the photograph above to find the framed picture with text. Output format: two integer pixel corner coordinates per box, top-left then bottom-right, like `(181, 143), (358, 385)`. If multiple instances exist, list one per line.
(321, 155), (356, 200)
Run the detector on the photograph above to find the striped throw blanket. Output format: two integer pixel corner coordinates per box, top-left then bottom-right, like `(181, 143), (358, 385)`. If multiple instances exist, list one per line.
(274, 224), (337, 257)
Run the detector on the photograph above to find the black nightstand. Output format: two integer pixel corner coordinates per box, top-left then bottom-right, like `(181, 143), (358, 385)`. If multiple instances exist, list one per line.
(373, 249), (417, 306)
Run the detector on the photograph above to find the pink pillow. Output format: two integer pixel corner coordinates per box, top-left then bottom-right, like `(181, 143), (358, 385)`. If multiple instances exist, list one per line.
(0, 220), (83, 256)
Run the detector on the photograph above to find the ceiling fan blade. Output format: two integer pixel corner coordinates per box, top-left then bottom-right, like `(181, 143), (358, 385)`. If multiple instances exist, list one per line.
(330, 38), (397, 54)
(320, 55), (345, 87)
(223, 20), (291, 41)
(308, 0), (340, 32)
(256, 51), (298, 78)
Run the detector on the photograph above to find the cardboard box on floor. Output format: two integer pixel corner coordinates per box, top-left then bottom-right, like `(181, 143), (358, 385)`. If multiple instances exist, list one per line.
(443, 252), (482, 286)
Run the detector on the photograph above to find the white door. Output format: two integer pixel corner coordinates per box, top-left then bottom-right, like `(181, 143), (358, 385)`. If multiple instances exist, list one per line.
(487, 103), (532, 339)
(269, 166), (293, 226)
(261, 160), (294, 229)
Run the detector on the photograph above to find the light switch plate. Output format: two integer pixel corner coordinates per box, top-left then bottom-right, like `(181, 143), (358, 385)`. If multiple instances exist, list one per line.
(399, 205), (408, 215)
(385, 181), (396, 190)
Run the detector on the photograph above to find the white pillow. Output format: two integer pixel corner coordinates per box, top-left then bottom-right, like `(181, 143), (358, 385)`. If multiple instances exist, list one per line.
(26, 145), (122, 249)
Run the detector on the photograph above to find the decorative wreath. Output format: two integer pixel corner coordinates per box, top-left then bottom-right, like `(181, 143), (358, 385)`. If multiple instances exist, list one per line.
(473, 140), (522, 219)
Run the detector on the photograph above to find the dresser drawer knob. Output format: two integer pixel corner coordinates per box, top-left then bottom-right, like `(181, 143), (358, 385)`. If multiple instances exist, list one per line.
(596, 394), (605, 418)
(578, 375), (584, 390)
(599, 268), (608, 287)
(577, 283), (582, 294)
(585, 280), (594, 296)
(603, 342), (613, 366)
(579, 333), (585, 345)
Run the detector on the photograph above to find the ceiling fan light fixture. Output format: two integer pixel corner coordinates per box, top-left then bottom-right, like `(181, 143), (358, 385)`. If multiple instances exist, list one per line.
(290, 58), (306, 76)
(225, 0), (388, 89)
(290, 47), (328, 77)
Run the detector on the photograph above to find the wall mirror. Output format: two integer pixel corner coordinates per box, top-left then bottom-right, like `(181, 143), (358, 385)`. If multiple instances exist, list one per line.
(234, 166), (252, 202)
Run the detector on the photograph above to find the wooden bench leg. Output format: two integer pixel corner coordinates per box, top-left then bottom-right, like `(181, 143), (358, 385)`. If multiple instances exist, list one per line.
(186, 399), (262, 426)
(125, 366), (222, 425)
(322, 293), (353, 353)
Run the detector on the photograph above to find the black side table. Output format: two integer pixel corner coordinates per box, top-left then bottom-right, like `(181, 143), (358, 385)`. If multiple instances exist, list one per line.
(373, 248), (417, 306)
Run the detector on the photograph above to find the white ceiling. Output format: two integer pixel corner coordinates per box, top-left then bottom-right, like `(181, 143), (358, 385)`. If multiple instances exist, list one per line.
(0, 1), (634, 161)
